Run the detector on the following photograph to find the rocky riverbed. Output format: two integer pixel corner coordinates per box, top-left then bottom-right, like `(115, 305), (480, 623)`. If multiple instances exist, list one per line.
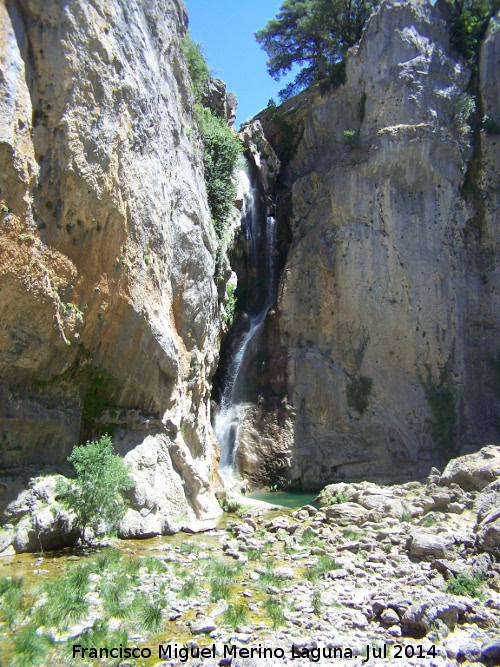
(0, 446), (500, 666)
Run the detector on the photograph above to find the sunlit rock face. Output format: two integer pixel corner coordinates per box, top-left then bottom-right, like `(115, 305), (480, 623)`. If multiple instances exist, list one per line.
(0, 0), (221, 525)
(237, 2), (500, 489)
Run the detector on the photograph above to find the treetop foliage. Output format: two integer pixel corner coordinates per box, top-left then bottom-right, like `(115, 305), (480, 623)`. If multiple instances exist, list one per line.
(255, 0), (378, 101)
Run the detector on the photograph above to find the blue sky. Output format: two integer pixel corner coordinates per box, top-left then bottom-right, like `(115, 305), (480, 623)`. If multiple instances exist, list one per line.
(184, 0), (296, 127)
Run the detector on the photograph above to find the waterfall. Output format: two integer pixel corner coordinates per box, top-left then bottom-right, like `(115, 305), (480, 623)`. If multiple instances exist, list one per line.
(214, 164), (277, 487)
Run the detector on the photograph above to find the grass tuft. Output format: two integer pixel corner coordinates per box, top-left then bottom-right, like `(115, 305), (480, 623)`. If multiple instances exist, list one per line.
(0, 577), (25, 629)
(306, 555), (340, 583)
(143, 556), (168, 574)
(180, 541), (202, 555)
(265, 596), (285, 629)
(10, 625), (53, 667)
(301, 527), (315, 545)
(210, 580), (230, 601)
(36, 576), (89, 630)
(258, 564), (288, 590)
(343, 528), (361, 540)
(94, 547), (121, 573)
(180, 578), (200, 599)
(223, 604), (248, 628)
(312, 588), (322, 615)
(136, 599), (164, 634)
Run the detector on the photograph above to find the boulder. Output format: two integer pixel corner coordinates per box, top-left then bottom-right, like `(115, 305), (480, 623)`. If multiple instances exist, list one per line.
(457, 640), (482, 663)
(34, 505), (80, 551)
(407, 530), (455, 559)
(0, 526), (14, 556)
(14, 516), (41, 553)
(191, 617), (217, 634)
(474, 478), (500, 554)
(475, 513), (500, 555)
(381, 608), (400, 625)
(12, 504), (79, 553)
(118, 509), (163, 539)
(3, 489), (41, 522)
(475, 479), (500, 523)
(324, 502), (369, 525)
(481, 638), (500, 667)
(265, 516), (290, 532)
(273, 564), (294, 580)
(440, 445), (500, 491)
(401, 595), (470, 636)
(182, 520), (218, 534)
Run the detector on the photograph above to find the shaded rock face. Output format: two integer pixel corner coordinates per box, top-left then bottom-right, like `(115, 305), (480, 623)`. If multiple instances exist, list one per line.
(0, 0), (221, 524)
(236, 1), (500, 489)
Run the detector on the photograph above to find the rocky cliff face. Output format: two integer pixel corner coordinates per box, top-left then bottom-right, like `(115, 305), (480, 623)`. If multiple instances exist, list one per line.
(236, 1), (500, 489)
(0, 0), (222, 528)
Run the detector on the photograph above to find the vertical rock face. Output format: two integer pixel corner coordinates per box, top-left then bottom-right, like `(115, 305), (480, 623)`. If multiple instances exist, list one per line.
(239, 1), (500, 488)
(0, 0), (221, 523)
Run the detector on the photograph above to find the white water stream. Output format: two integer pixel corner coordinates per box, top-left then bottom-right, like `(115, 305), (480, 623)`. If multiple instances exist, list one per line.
(214, 166), (277, 487)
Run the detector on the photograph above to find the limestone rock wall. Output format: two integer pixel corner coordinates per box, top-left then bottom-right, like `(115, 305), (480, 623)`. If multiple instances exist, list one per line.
(240, 1), (500, 488)
(0, 0), (221, 523)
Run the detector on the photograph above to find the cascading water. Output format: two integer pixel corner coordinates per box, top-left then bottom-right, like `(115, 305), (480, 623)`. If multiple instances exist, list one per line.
(214, 164), (277, 487)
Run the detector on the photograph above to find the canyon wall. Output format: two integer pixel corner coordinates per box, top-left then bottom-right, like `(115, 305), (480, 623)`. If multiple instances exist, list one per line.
(236, 1), (500, 489)
(0, 0), (222, 528)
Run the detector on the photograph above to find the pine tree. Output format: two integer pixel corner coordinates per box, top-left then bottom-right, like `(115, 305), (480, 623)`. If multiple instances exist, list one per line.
(255, 0), (378, 101)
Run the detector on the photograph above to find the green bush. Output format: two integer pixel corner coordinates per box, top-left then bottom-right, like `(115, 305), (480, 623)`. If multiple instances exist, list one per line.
(57, 434), (134, 542)
(0, 577), (25, 629)
(136, 599), (164, 633)
(36, 576), (89, 630)
(343, 528), (361, 540)
(301, 527), (315, 545)
(445, 573), (484, 598)
(180, 578), (200, 599)
(343, 130), (358, 147)
(258, 565), (289, 591)
(312, 588), (322, 615)
(320, 59), (347, 93)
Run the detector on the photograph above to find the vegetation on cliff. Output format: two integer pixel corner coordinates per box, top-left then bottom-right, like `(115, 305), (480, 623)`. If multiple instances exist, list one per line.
(182, 34), (242, 268)
(255, 0), (378, 100)
(450, 0), (499, 73)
